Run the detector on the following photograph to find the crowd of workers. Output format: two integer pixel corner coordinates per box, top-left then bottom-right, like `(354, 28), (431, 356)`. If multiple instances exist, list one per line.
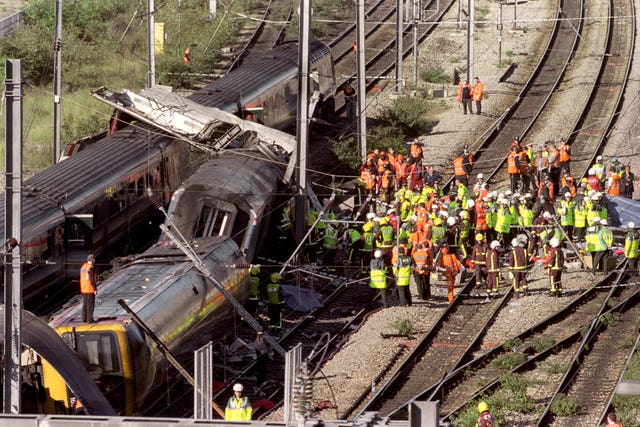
(344, 137), (640, 306)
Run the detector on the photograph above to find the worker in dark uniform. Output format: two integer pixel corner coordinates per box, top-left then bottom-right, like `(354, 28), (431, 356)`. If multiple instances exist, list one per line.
(545, 237), (564, 296)
(254, 331), (269, 391)
(457, 80), (473, 114)
(471, 233), (488, 290)
(267, 273), (284, 331)
(343, 80), (356, 122)
(477, 401), (497, 427)
(487, 240), (501, 297)
(80, 254), (98, 323)
(509, 238), (528, 296)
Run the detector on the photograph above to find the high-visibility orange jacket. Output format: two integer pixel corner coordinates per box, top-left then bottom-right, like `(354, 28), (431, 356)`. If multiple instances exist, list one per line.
(439, 253), (461, 279)
(518, 151), (528, 173)
(411, 143), (423, 159)
(475, 204), (488, 230)
(608, 173), (622, 196)
(558, 143), (571, 162)
(472, 82), (484, 101)
(80, 262), (96, 294)
(453, 157), (466, 176)
(360, 169), (375, 190)
(507, 151), (520, 174)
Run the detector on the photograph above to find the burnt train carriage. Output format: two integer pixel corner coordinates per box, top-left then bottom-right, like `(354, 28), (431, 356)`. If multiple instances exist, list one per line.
(0, 124), (190, 305)
(190, 39), (336, 129)
(43, 147), (285, 415)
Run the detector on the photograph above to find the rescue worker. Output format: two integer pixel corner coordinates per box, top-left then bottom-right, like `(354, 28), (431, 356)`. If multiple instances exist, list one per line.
(509, 238), (528, 295)
(225, 383), (252, 420)
(394, 247), (413, 306)
(437, 244), (462, 303)
(80, 254), (97, 323)
(370, 250), (389, 308)
(625, 222), (639, 276)
(457, 80), (474, 114)
(267, 273), (284, 331)
(343, 80), (356, 122)
(477, 401), (497, 427)
(593, 155), (606, 184)
(471, 233), (488, 290)
(453, 150), (472, 186)
(559, 192), (575, 241)
(376, 216), (395, 264)
(596, 218), (614, 274)
(487, 240), (501, 297)
(183, 47), (193, 63)
(587, 168), (603, 192)
(557, 137), (571, 174)
(507, 145), (521, 193)
(534, 174), (555, 218)
(424, 165), (442, 187)
(412, 241), (433, 300)
(494, 198), (512, 246)
(573, 196), (588, 243)
(248, 265), (261, 318)
(254, 332), (269, 389)
(606, 412), (623, 427)
(319, 224), (338, 268)
(361, 219), (376, 271)
(472, 77), (484, 115)
(606, 168), (622, 196)
(545, 237), (564, 297)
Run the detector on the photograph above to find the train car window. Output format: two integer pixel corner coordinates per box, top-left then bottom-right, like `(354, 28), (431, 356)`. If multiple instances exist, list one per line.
(194, 205), (232, 238)
(61, 331), (121, 375)
(67, 215), (93, 248)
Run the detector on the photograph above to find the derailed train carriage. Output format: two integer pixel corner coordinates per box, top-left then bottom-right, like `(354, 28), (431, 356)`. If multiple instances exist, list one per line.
(0, 39), (335, 306)
(41, 142), (286, 415)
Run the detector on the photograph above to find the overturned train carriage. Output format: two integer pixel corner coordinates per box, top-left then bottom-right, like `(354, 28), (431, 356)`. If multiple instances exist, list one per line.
(42, 147), (285, 415)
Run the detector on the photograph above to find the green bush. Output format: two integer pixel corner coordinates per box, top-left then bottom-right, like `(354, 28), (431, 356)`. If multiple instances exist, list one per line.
(503, 338), (523, 351)
(599, 312), (621, 328)
(420, 66), (448, 84)
(530, 336), (556, 353)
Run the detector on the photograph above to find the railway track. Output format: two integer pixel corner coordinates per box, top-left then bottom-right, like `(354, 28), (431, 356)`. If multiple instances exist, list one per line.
(539, 279), (640, 426)
(345, 275), (511, 418)
(432, 268), (636, 424)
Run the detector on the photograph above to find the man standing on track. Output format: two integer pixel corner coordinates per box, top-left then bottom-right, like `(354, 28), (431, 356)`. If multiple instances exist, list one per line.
(457, 80), (474, 115)
(80, 254), (98, 323)
(472, 77), (484, 115)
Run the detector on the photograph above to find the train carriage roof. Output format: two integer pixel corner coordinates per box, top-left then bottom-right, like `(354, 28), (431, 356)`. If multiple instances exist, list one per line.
(0, 123), (176, 241)
(190, 39), (331, 110)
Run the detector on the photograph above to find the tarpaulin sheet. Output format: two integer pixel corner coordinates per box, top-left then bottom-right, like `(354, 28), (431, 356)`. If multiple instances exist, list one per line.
(282, 285), (324, 312)
(604, 195), (640, 227)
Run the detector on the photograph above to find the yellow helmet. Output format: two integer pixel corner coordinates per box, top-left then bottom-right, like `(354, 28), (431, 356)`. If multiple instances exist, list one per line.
(363, 222), (374, 232)
(478, 401), (489, 414)
(475, 233), (484, 242)
(434, 218), (442, 226)
(270, 273), (282, 282)
(249, 265), (260, 275)
(379, 216), (390, 225)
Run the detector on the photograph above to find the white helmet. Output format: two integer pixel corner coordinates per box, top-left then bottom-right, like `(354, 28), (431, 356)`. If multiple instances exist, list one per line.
(588, 168), (595, 175)
(374, 250), (382, 258)
(513, 193), (520, 199)
(233, 383), (244, 392)
(447, 217), (457, 226)
(387, 208), (395, 215)
(600, 219), (608, 226)
(459, 210), (469, 219)
(505, 190), (512, 197)
(466, 199), (475, 208)
(477, 173), (484, 179)
(517, 234), (527, 246)
(366, 212), (375, 220)
(629, 222), (636, 229)
(549, 238), (560, 248)
(564, 192), (572, 198)
(410, 215), (418, 222)
(490, 240), (501, 249)
(591, 194), (600, 201)
(511, 238), (519, 248)
(597, 155), (603, 161)
(543, 211), (551, 219)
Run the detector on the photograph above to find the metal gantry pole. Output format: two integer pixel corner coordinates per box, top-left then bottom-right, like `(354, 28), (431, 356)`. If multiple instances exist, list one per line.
(466, 0), (474, 83)
(395, 0), (403, 92)
(295, 0), (311, 246)
(53, 0), (62, 164)
(147, 0), (156, 87)
(356, 0), (367, 161)
(412, 0), (419, 86)
(3, 58), (23, 415)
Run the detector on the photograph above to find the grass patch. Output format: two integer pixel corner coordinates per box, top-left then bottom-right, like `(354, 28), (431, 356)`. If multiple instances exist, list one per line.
(616, 337), (635, 350)
(391, 318), (415, 335)
(537, 361), (568, 375)
(503, 338), (523, 351)
(599, 312), (621, 328)
(490, 353), (526, 370)
(530, 336), (556, 353)
(420, 66), (449, 84)
(550, 394), (579, 417)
